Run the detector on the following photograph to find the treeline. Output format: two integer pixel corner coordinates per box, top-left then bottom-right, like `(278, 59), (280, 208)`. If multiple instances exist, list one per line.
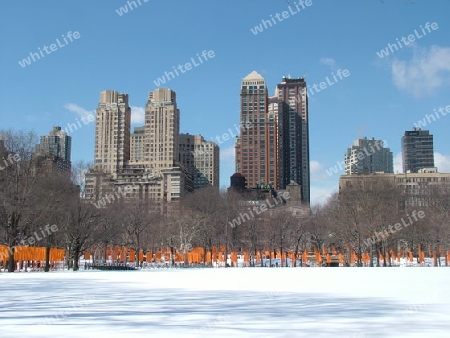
(1, 129), (449, 272)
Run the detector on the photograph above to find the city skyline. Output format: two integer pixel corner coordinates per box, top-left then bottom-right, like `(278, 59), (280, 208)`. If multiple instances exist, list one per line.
(2, 1), (450, 205)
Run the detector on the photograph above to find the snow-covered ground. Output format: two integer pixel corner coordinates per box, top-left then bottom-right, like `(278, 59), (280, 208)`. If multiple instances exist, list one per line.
(0, 268), (449, 337)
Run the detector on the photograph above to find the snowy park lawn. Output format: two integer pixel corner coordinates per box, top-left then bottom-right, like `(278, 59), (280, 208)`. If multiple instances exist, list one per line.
(0, 267), (449, 337)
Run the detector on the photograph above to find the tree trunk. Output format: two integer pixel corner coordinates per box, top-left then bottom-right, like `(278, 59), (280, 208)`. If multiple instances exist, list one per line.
(73, 245), (81, 271)
(44, 244), (51, 272)
(203, 245), (207, 265)
(7, 245), (15, 272)
(171, 245), (175, 267)
(376, 244), (380, 267)
(184, 248), (188, 265)
(104, 243), (108, 264)
(370, 244), (374, 267)
(44, 233), (54, 272)
(357, 234), (362, 267)
(224, 244), (228, 268)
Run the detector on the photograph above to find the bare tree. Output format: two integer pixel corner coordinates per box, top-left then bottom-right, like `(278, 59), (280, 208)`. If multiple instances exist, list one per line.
(182, 187), (223, 265)
(336, 176), (400, 267)
(166, 207), (204, 265)
(0, 129), (43, 272)
(119, 199), (160, 266)
(63, 189), (99, 271)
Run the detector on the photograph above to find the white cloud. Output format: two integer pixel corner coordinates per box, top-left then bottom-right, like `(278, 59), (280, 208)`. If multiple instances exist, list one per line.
(392, 45), (450, 97)
(64, 103), (95, 119)
(394, 152), (403, 173)
(310, 160), (331, 181)
(320, 57), (336, 69)
(435, 152), (450, 172)
(131, 106), (145, 125)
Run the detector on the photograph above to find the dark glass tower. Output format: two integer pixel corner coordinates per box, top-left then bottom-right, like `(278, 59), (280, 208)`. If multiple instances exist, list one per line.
(276, 77), (310, 204)
(402, 128), (434, 173)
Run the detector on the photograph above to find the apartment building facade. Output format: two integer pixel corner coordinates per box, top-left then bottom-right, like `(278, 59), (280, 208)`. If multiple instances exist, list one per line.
(179, 133), (219, 189)
(344, 137), (393, 175)
(339, 170), (450, 208)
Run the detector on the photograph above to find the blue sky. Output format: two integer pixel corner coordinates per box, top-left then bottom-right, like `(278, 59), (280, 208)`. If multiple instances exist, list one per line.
(1, 0), (449, 205)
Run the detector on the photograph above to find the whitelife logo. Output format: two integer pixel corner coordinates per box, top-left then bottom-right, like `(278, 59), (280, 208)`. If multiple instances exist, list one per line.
(325, 140), (387, 176)
(0, 152), (21, 171)
(115, 0), (149, 16)
(306, 69), (350, 96)
(153, 50), (215, 87)
(376, 22), (438, 58)
(18, 31), (81, 68)
(363, 210), (425, 248)
(250, 0), (313, 35)
(414, 104), (450, 129)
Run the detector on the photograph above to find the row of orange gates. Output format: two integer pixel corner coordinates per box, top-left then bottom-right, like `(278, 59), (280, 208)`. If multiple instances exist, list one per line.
(84, 246), (450, 265)
(0, 245), (65, 262)
(0, 245), (448, 266)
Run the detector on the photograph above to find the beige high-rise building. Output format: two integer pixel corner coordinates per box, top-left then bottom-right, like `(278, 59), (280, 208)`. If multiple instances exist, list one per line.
(130, 126), (145, 164)
(144, 88), (179, 169)
(94, 90), (131, 175)
(85, 88), (193, 208)
(141, 88), (191, 202)
(179, 133), (219, 189)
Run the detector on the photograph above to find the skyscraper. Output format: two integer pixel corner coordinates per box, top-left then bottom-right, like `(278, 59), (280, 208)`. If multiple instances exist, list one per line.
(344, 137), (393, 175)
(144, 88), (179, 169)
(266, 96), (279, 189)
(86, 88), (192, 206)
(276, 77), (310, 204)
(179, 133), (219, 189)
(141, 88), (192, 202)
(37, 126), (71, 161)
(94, 90), (131, 175)
(236, 71), (269, 189)
(402, 128), (434, 173)
(35, 126), (72, 172)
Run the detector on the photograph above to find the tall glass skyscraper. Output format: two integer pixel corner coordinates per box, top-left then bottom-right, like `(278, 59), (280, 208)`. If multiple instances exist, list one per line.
(276, 77), (310, 204)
